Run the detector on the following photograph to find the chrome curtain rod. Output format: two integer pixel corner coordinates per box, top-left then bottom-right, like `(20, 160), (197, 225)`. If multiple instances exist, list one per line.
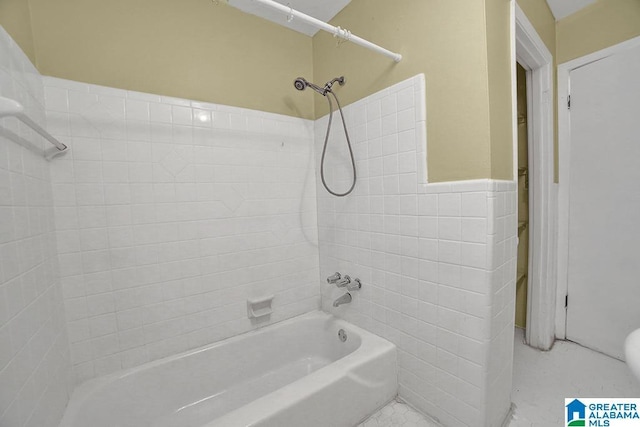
(229, 0), (403, 62)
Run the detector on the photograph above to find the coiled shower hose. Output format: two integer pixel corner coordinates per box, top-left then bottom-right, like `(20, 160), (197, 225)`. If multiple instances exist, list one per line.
(320, 91), (356, 197)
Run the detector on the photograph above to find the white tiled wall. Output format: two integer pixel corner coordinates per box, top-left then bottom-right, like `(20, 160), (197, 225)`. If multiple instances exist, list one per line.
(0, 27), (73, 427)
(315, 75), (517, 427)
(2, 24), (518, 427)
(44, 77), (320, 382)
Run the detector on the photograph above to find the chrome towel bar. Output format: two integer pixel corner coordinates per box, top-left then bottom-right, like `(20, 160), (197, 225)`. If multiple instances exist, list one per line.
(0, 96), (69, 159)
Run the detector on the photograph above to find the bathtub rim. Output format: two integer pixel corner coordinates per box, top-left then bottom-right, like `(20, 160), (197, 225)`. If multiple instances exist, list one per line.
(60, 309), (397, 427)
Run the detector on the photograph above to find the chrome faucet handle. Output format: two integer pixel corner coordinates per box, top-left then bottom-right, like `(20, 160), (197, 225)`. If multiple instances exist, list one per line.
(335, 275), (351, 288)
(346, 278), (361, 292)
(326, 272), (342, 284)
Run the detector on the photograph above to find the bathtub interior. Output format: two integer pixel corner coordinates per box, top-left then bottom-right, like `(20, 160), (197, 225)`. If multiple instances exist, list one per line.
(64, 313), (368, 427)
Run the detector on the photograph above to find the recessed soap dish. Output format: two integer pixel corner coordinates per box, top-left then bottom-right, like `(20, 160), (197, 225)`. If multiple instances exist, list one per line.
(247, 295), (274, 319)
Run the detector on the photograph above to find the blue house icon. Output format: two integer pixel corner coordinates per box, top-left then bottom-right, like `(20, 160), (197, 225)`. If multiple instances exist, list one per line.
(567, 399), (586, 422)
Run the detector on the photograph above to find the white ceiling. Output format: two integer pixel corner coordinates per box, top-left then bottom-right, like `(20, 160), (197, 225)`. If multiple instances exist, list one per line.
(544, 0), (597, 20)
(229, 0), (596, 37)
(228, 0), (352, 36)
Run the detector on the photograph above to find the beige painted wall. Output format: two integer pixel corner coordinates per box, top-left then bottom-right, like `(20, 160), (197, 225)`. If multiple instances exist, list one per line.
(312, 0), (495, 182)
(0, 0), (35, 63)
(7, 0), (634, 182)
(557, 0), (640, 64)
(3, 0), (523, 182)
(517, 0), (556, 54)
(26, 0), (315, 119)
(485, 0), (514, 181)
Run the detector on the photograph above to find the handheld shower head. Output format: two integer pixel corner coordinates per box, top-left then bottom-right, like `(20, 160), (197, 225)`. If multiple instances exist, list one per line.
(293, 77), (327, 95)
(292, 75), (356, 197)
(293, 77), (308, 91)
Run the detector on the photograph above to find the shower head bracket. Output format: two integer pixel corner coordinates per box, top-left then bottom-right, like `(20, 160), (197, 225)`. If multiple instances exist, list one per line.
(293, 76), (345, 96)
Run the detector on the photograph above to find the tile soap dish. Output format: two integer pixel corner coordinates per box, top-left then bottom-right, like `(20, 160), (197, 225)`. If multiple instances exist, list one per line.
(247, 295), (274, 319)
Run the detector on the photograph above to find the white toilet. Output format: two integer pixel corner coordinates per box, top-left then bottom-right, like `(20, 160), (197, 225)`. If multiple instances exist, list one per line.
(625, 329), (640, 382)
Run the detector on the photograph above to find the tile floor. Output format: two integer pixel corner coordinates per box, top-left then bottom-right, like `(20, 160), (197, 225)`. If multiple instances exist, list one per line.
(357, 399), (439, 427)
(509, 328), (640, 426)
(361, 329), (640, 426)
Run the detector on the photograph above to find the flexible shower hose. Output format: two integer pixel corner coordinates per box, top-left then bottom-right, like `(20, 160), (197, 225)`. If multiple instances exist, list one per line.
(320, 91), (356, 197)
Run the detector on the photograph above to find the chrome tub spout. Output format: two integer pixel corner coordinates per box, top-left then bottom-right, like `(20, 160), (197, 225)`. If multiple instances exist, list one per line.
(333, 293), (352, 307)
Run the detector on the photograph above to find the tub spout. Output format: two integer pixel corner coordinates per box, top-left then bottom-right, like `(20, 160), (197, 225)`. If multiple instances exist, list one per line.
(333, 292), (352, 307)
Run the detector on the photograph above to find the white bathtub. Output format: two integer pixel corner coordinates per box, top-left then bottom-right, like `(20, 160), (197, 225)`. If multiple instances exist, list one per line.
(59, 311), (397, 427)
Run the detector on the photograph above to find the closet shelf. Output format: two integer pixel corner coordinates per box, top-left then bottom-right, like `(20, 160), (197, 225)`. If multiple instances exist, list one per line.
(517, 274), (527, 287)
(518, 221), (528, 234)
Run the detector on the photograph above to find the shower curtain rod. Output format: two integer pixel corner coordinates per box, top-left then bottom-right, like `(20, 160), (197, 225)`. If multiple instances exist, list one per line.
(232, 0), (402, 62)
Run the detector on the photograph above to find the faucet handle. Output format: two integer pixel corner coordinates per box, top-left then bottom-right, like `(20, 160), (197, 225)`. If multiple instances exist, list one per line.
(346, 278), (362, 292)
(335, 275), (351, 288)
(326, 272), (341, 284)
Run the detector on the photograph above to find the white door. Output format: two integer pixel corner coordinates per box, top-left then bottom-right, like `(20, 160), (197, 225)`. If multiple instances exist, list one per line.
(565, 43), (640, 360)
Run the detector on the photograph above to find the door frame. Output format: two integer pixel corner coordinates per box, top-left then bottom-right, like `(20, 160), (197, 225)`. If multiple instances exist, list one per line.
(513, 3), (557, 350)
(556, 35), (640, 339)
